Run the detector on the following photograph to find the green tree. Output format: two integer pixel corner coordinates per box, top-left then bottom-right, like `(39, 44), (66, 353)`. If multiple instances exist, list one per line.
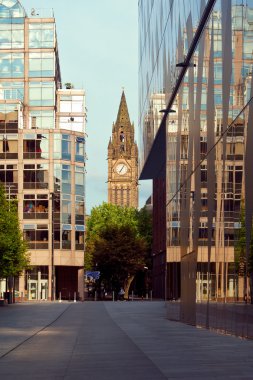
(92, 224), (146, 299)
(235, 202), (253, 302)
(0, 185), (29, 279)
(85, 202), (152, 298)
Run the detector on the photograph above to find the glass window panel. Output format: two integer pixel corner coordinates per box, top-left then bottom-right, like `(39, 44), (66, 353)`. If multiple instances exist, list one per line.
(75, 137), (85, 162)
(62, 229), (71, 249)
(23, 133), (49, 159)
(29, 23), (54, 48)
(23, 163), (49, 189)
(0, 31), (11, 49)
(75, 231), (84, 250)
(29, 82), (55, 106)
(29, 110), (54, 129)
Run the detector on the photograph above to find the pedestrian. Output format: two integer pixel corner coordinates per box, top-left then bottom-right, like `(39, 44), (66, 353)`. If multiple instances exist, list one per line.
(118, 287), (125, 301)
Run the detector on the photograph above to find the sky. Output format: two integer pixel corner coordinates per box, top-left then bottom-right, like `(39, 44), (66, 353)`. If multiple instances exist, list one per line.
(20, 0), (152, 213)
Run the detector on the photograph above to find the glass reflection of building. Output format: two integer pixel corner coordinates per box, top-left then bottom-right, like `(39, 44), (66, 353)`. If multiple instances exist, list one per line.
(0, 1), (86, 301)
(139, 0), (253, 328)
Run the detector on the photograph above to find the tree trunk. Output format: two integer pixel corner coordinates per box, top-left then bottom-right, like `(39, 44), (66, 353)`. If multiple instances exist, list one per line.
(124, 275), (134, 300)
(250, 273), (253, 304)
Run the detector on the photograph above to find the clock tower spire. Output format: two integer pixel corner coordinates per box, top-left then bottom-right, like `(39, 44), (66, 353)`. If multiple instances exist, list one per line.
(107, 90), (138, 208)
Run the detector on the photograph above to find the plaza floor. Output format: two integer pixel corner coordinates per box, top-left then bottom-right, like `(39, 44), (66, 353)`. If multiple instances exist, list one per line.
(0, 301), (253, 379)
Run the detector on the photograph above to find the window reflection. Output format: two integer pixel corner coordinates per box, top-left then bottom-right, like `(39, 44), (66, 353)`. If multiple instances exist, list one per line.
(0, 134), (18, 158)
(23, 133), (48, 159)
(28, 23), (54, 48)
(29, 81), (55, 106)
(0, 107), (18, 133)
(0, 24), (24, 49)
(0, 53), (24, 77)
(29, 110), (54, 129)
(75, 166), (84, 195)
(29, 52), (54, 77)
(54, 134), (71, 160)
(75, 136), (85, 162)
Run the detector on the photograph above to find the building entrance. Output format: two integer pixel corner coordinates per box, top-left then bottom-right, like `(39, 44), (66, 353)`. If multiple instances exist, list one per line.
(27, 278), (48, 300)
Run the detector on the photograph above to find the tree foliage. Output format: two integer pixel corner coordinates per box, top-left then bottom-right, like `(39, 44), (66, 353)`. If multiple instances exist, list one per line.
(85, 202), (152, 296)
(0, 185), (29, 278)
(235, 202), (253, 276)
(92, 225), (146, 291)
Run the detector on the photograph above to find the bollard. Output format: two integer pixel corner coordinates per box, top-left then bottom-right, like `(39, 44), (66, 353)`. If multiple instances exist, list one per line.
(95, 291), (97, 301)
(74, 292), (76, 302)
(59, 291), (62, 303)
(150, 290), (152, 301)
(112, 291), (115, 302)
(146, 292), (148, 300)
(131, 290), (134, 301)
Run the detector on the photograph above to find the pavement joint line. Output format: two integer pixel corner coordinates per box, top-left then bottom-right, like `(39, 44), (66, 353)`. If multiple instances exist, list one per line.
(0, 303), (72, 360)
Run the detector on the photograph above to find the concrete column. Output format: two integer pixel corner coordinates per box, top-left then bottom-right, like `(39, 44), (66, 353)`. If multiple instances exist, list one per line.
(48, 264), (52, 301)
(38, 270), (41, 301)
(78, 268), (84, 301)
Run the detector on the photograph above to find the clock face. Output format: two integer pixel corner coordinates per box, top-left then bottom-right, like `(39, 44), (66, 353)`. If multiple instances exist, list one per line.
(116, 163), (128, 175)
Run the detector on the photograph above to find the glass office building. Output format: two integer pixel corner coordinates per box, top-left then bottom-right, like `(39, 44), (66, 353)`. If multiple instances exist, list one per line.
(139, 0), (253, 334)
(0, 1), (86, 300)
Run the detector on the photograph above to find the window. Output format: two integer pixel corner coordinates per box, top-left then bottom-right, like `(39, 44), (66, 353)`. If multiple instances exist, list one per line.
(75, 195), (84, 225)
(29, 23), (54, 48)
(23, 194), (48, 220)
(75, 225), (84, 250)
(29, 52), (54, 77)
(29, 110), (54, 129)
(75, 136), (85, 162)
(62, 225), (71, 249)
(23, 224), (48, 249)
(0, 52), (24, 77)
(29, 81), (55, 106)
(0, 24), (24, 49)
(54, 164), (71, 193)
(54, 134), (71, 160)
(0, 134), (18, 159)
(0, 82), (24, 102)
(75, 166), (85, 195)
(0, 105), (18, 133)
(23, 133), (49, 159)
(0, 164), (18, 187)
(62, 194), (71, 224)
(23, 163), (49, 189)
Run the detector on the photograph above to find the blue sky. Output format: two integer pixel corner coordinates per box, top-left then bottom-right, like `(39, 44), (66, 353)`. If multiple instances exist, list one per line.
(20, 0), (152, 213)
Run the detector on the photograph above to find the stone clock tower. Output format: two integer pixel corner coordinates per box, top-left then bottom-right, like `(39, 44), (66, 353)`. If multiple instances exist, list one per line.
(108, 91), (138, 208)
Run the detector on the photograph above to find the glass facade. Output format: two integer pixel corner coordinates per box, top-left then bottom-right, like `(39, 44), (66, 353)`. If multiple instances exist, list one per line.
(139, 0), (253, 336)
(0, 1), (86, 301)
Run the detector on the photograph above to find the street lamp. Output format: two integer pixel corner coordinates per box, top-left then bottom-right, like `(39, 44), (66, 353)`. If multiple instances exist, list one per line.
(50, 192), (55, 301)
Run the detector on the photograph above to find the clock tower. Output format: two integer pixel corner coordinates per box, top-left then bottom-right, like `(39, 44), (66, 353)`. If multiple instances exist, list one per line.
(108, 91), (138, 208)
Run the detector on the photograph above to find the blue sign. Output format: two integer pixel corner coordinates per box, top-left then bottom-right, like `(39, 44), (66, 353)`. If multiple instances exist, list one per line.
(86, 271), (100, 280)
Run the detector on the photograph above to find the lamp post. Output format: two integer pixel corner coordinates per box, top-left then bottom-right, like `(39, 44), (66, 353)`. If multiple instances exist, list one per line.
(50, 192), (55, 301)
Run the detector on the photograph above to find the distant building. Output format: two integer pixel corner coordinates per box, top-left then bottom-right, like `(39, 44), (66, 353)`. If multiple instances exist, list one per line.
(0, 1), (86, 301)
(108, 91), (138, 208)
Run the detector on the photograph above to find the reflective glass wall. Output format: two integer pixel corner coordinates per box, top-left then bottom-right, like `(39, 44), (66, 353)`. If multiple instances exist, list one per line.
(139, 0), (253, 337)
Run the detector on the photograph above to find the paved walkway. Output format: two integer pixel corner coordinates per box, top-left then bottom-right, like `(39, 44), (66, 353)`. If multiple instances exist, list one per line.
(1, 301), (253, 379)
